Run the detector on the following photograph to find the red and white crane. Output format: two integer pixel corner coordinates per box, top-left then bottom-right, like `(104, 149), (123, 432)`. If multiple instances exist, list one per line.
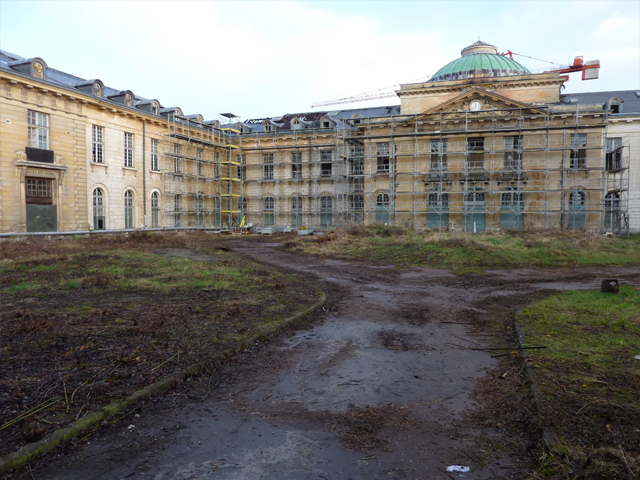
(500, 50), (600, 80)
(311, 50), (600, 108)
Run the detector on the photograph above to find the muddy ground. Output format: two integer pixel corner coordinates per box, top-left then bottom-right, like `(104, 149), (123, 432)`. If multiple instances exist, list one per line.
(14, 236), (640, 480)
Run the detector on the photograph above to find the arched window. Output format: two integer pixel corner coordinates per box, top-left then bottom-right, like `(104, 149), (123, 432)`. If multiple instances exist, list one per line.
(500, 188), (524, 230)
(604, 192), (621, 233)
(264, 197), (275, 225)
(196, 192), (205, 227)
(351, 195), (364, 224)
(463, 189), (486, 232)
(151, 191), (160, 228)
(427, 191), (449, 229)
(93, 188), (105, 230)
(213, 195), (222, 228)
(124, 190), (134, 229)
(376, 193), (390, 225)
(174, 194), (181, 227)
(238, 196), (247, 226)
(292, 196), (303, 227)
(568, 190), (586, 230)
(320, 196), (332, 227)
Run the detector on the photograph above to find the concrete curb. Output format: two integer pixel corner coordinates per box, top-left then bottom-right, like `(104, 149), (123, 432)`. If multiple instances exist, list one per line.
(0, 292), (327, 475)
(511, 309), (556, 449)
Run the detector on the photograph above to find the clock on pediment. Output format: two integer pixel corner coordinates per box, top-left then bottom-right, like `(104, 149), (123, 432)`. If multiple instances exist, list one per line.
(469, 100), (482, 111)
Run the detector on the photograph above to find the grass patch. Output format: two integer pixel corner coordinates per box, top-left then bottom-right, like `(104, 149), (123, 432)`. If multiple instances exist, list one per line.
(283, 227), (640, 273)
(0, 232), (322, 457)
(517, 287), (640, 478)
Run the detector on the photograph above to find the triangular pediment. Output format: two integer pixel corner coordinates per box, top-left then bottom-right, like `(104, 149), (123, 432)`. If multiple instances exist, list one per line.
(419, 87), (545, 116)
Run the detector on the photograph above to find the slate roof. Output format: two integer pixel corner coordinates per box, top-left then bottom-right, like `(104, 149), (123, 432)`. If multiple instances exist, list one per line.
(0, 49), (161, 118)
(559, 90), (640, 114)
(243, 105), (401, 134)
(2, 49), (638, 131)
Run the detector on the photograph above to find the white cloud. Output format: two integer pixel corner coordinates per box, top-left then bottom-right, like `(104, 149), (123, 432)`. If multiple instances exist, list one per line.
(1, 0), (638, 118)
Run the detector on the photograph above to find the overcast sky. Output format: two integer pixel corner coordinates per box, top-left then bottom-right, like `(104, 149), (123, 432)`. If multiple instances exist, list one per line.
(1, 0), (638, 120)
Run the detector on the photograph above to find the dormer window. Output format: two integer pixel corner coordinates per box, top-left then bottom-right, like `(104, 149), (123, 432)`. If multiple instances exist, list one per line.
(33, 61), (44, 79)
(263, 120), (272, 132)
(320, 116), (333, 129)
(10, 57), (48, 81)
(291, 118), (304, 131)
(93, 82), (103, 97)
(152, 101), (159, 115)
(351, 113), (362, 125)
(125, 93), (134, 107)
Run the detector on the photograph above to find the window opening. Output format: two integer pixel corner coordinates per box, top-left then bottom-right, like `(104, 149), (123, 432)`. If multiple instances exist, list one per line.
(28, 111), (49, 150)
(92, 125), (103, 163)
(150, 139), (159, 171)
(292, 196), (303, 227)
(504, 136), (522, 170)
(605, 138), (623, 171)
(151, 191), (160, 228)
(467, 137), (484, 171)
(124, 190), (134, 228)
(430, 140), (448, 172)
(174, 144), (182, 173)
(263, 153), (274, 179)
(292, 151), (302, 179)
(124, 133), (133, 167)
(264, 197), (275, 225)
(320, 150), (332, 177)
(320, 196), (332, 227)
(174, 194), (182, 227)
(570, 134), (587, 169)
(93, 188), (105, 230)
(377, 143), (391, 173)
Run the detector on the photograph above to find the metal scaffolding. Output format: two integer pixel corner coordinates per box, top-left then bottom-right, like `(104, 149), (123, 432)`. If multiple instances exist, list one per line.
(240, 105), (630, 234)
(161, 112), (243, 229)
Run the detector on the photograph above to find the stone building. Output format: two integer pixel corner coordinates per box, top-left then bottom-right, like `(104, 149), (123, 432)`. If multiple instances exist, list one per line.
(1, 41), (638, 234)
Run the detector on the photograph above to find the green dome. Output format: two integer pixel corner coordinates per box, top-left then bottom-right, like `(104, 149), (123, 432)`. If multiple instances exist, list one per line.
(430, 41), (530, 82)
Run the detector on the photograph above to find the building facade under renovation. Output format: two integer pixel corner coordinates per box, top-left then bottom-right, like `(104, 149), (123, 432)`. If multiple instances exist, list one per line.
(0, 41), (638, 234)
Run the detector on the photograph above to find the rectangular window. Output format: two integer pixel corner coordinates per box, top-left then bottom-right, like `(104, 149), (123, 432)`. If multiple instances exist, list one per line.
(605, 137), (622, 171)
(264, 153), (274, 179)
(570, 134), (587, 169)
(237, 154), (246, 180)
(25, 178), (53, 205)
(467, 137), (484, 170)
(504, 136), (522, 170)
(292, 151), (302, 179)
(214, 152), (220, 178)
(124, 132), (133, 167)
(376, 142), (390, 173)
(430, 140), (448, 172)
(197, 149), (204, 176)
(320, 150), (332, 177)
(150, 138), (159, 171)
(28, 111), (49, 150)
(92, 125), (103, 163)
(350, 144), (365, 175)
(174, 144), (181, 173)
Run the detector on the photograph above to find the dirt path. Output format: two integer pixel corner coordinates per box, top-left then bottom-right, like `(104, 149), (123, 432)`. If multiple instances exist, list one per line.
(36, 237), (640, 480)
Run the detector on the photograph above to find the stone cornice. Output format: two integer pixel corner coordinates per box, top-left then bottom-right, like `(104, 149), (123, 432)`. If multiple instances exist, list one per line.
(0, 68), (167, 124)
(396, 73), (565, 97)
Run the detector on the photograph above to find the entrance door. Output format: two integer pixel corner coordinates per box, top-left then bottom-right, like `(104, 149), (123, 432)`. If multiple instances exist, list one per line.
(26, 178), (57, 232)
(500, 189), (524, 230)
(463, 191), (486, 232)
(568, 191), (585, 230)
(375, 193), (390, 225)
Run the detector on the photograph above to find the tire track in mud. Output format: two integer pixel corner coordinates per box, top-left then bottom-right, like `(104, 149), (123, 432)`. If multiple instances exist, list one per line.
(38, 238), (640, 480)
